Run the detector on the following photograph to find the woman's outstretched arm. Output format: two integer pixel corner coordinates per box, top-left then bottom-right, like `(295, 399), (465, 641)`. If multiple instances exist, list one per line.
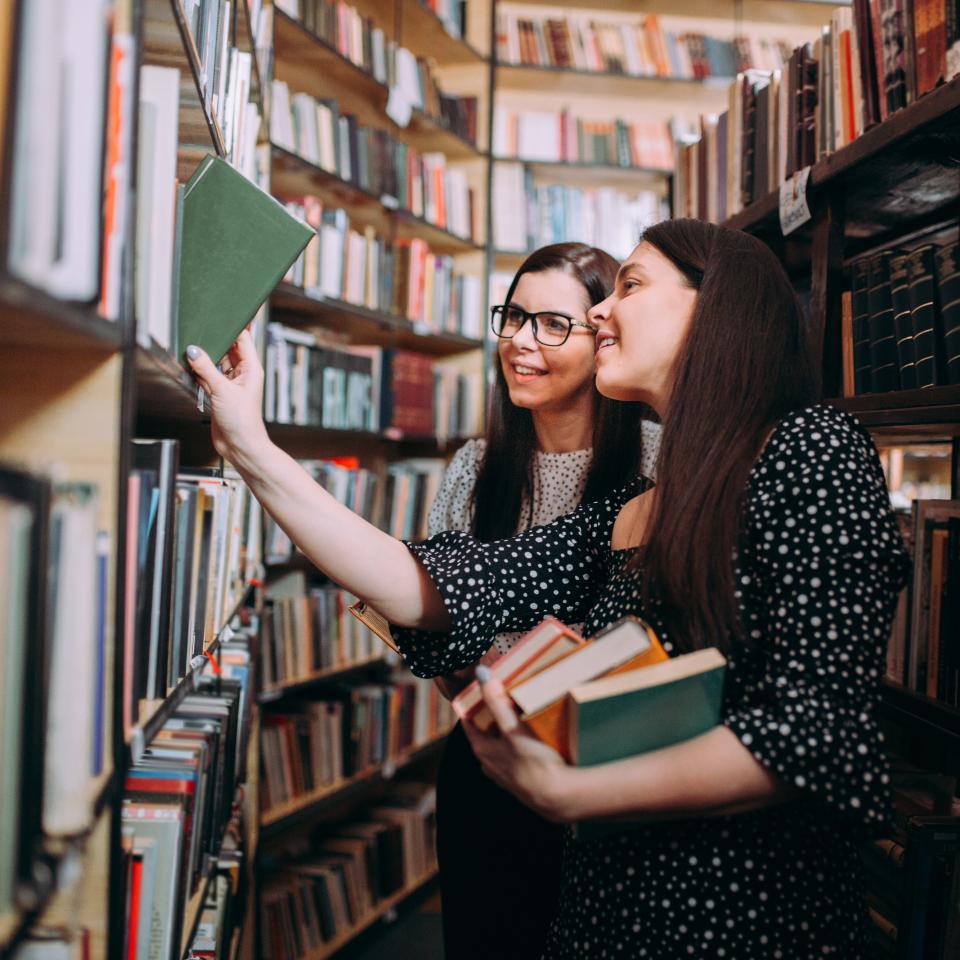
(186, 332), (450, 630)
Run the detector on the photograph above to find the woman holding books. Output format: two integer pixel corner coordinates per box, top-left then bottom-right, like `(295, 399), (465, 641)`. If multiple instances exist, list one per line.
(187, 218), (910, 958)
(425, 242), (658, 960)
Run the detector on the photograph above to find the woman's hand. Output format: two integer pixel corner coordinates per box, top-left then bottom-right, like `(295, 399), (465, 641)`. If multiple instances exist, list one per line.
(462, 669), (576, 822)
(185, 330), (270, 463)
(434, 646), (502, 701)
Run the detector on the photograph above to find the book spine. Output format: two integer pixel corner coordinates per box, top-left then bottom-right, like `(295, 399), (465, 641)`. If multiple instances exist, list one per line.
(851, 258), (875, 393)
(890, 254), (919, 390)
(934, 241), (960, 385)
(908, 244), (945, 388)
(866, 251), (900, 392)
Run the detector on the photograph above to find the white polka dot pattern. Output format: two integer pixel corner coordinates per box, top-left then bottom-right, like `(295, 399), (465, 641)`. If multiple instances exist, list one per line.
(398, 405), (911, 958)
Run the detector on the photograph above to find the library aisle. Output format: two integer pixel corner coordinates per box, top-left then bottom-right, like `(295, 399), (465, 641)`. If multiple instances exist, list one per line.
(0, 0), (959, 959)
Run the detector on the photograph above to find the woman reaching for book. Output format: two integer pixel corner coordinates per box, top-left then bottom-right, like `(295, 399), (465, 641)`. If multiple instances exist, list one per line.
(423, 242), (657, 960)
(187, 218), (909, 958)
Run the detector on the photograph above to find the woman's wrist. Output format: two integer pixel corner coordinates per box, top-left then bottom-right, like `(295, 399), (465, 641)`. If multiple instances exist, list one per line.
(221, 426), (275, 475)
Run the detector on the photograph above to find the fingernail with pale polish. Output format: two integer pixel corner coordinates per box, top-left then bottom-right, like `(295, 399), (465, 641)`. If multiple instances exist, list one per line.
(475, 665), (491, 685)
(186, 345), (201, 360)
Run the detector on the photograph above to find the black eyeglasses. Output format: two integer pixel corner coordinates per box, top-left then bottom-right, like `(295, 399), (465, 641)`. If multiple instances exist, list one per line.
(490, 304), (595, 347)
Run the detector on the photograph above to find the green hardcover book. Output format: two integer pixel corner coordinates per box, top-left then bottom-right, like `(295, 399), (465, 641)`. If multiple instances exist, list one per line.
(569, 647), (726, 839)
(176, 154), (313, 368)
(569, 647), (727, 767)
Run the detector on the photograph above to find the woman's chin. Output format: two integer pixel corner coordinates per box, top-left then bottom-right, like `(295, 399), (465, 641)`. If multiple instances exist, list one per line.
(596, 368), (645, 403)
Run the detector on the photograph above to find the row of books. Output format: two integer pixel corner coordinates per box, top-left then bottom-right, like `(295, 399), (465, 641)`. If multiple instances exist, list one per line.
(495, 10), (799, 80)
(124, 441), (261, 729)
(261, 574), (382, 691)
(264, 328), (483, 441)
(675, 5), (960, 221)
(186, 863), (245, 960)
(121, 673), (251, 960)
(863, 757), (960, 958)
(275, 0), (477, 144)
(493, 161), (668, 260)
(259, 681), (454, 812)
(260, 782), (438, 957)
(887, 500), (960, 708)
(271, 82), (476, 241)
(7, 0), (117, 306)
(843, 243), (960, 397)
(492, 107), (673, 172)
(279, 198), (483, 337)
(136, 62), (265, 354)
(1, 465), (111, 922)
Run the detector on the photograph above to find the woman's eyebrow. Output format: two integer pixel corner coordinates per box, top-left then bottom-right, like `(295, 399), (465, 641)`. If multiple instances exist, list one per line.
(616, 261), (646, 282)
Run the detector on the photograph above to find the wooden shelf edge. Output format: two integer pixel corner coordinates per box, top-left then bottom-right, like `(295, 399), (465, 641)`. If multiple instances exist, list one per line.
(495, 60), (732, 87)
(880, 680), (960, 743)
(259, 729), (451, 830)
(311, 865), (438, 960)
(270, 145), (482, 253)
(402, 0), (486, 65)
(259, 656), (388, 701)
(495, 156), (672, 179)
(829, 386), (960, 430)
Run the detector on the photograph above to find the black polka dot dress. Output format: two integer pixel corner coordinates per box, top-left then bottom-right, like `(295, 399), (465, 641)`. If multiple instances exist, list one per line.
(394, 406), (911, 959)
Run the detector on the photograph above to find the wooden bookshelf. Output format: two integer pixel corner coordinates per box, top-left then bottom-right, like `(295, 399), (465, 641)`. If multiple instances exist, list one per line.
(880, 681), (960, 751)
(272, 9), (484, 161)
(135, 338), (208, 419)
(259, 729), (452, 835)
(270, 145), (483, 255)
(495, 156), (673, 185)
(259, 656), (389, 702)
(396, 0), (486, 66)
(306, 866), (439, 960)
(0, 275), (123, 351)
(272, 282), (485, 355)
(726, 75), (960, 244)
(265, 422), (475, 458)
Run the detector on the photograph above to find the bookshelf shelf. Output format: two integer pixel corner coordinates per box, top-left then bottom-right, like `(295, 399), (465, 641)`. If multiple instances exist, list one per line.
(143, 0), (227, 157)
(829, 387), (960, 437)
(259, 656), (388, 703)
(259, 729), (451, 835)
(265, 422), (474, 457)
(398, 0), (486, 66)
(880, 681), (960, 749)
(0, 276), (123, 351)
(272, 283), (485, 356)
(272, 10), (482, 161)
(126, 582), (255, 762)
(307, 866), (438, 960)
(497, 156), (673, 185)
(495, 62), (732, 96)
(135, 339), (207, 419)
(270, 146), (482, 255)
(725, 75), (960, 242)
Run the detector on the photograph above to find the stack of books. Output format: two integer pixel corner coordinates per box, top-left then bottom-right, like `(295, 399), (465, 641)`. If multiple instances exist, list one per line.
(124, 443), (261, 729)
(493, 107), (673, 170)
(259, 683), (453, 811)
(260, 781), (438, 955)
(264, 329), (482, 442)
(495, 10), (798, 80)
(1, 463), (113, 914)
(674, 6), (960, 220)
(843, 242), (960, 397)
(271, 82), (476, 240)
(274, 0), (478, 144)
(886, 499), (960, 707)
(279, 198), (483, 337)
(121, 678), (251, 960)
(260, 572), (382, 689)
(493, 161), (668, 259)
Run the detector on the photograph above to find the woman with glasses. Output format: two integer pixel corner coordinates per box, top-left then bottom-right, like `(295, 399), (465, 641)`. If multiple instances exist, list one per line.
(186, 219), (908, 958)
(426, 243), (658, 960)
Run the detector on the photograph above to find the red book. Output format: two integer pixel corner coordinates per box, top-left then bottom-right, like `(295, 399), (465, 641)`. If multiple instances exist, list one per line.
(126, 854), (143, 960)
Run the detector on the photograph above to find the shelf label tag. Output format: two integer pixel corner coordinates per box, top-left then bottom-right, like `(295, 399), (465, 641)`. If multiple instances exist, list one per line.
(386, 85), (413, 128)
(779, 166), (812, 236)
(381, 193), (400, 211)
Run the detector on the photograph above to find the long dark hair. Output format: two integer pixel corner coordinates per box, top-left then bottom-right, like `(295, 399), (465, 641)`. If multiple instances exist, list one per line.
(633, 219), (817, 653)
(472, 242), (649, 542)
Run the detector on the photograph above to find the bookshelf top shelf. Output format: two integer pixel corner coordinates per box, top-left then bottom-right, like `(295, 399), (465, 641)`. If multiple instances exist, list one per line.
(397, 0), (486, 65)
(0, 275), (123, 352)
(272, 283), (485, 356)
(726, 75), (960, 243)
(273, 11), (484, 161)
